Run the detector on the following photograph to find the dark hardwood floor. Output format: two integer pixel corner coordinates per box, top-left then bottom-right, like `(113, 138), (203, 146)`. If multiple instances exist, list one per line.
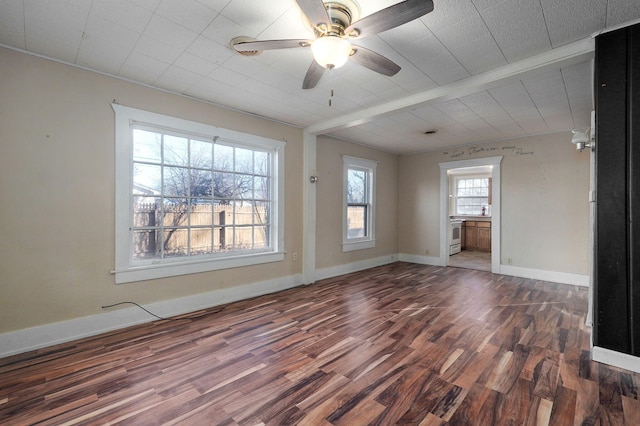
(1, 262), (639, 425)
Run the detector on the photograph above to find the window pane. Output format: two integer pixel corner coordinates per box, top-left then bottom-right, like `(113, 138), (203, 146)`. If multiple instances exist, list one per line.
(133, 230), (160, 260)
(162, 200), (188, 227)
(214, 226), (229, 251)
(164, 166), (189, 196)
(347, 169), (366, 203)
(189, 203), (212, 227)
(231, 201), (252, 226)
(163, 228), (188, 257)
(456, 196), (488, 215)
(232, 226), (253, 250)
(220, 227), (234, 250)
(133, 129), (161, 163)
(235, 174), (253, 199)
(347, 205), (367, 238)
(254, 176), (269, 200)
(133, 163), (161, 193)
(190, 228), (212, 255)
(191, 139), (212, 169)
(190, 169), (212, 199)
(255, 151), (268, 175)
(164, 135), (188, 166)
(214, 172), (234, 200)
(235, 148), (253, 173)
(214, 204), (230, 226)
(253, 201), (269, 225)
(254, 226), (269, 249)
(133, 198), (160, 227)
(214, 144), (233, 171)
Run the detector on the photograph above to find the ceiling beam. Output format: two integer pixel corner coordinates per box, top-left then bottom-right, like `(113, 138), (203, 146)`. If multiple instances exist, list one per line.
(306, 36), (595, 135)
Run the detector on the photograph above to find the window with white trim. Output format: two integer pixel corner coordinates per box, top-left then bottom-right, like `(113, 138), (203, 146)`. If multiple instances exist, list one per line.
(113, 104), (285, 283)
(455, 177), (490, 216)
(343, 156), (376, 252)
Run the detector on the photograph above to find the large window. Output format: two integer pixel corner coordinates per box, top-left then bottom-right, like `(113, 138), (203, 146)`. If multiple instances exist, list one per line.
(343, 156), (376, 252)
(455, 177), (490, 216)
(113, 105), (285, 283)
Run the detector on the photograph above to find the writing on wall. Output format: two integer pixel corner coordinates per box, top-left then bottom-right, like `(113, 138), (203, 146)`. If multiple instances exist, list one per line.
(442, 145), (534, 159)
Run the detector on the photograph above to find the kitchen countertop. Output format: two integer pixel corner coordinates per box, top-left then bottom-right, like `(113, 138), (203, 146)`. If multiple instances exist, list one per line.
(450, 216), (492, 221)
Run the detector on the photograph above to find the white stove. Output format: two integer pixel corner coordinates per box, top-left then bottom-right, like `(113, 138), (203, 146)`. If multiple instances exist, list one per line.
(450, 220), (462, 255)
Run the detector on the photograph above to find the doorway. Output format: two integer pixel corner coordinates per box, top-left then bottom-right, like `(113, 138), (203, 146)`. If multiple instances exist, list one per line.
(439, 156), (502, 274)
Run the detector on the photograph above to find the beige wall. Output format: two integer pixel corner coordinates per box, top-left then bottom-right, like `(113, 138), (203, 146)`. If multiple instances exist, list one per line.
(399, 134), (591, 275)
(315, 136), (399, 270)
(0, 46), (591, 338)
(0, 48), (305, 333)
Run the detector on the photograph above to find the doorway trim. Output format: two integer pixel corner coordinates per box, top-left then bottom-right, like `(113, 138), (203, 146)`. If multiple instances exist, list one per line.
(439, 156), (503, 274)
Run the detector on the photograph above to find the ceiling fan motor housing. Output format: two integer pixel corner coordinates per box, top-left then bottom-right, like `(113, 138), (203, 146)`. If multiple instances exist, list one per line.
(317, 1), (360, 36)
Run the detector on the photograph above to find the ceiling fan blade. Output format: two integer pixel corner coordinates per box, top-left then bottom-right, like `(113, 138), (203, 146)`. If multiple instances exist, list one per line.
(295, 0), (331, 28)
(233, 39), (311, 52)
(303, 61), (325, 89)
(344, 0), (434, 39)
(350, 45), (401, 76)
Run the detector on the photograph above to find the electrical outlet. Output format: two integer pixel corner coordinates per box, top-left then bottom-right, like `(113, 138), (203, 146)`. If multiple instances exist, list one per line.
(292, 252), (297, 261)
(425, 249), (429, 255)
(507, 258), (512, 265)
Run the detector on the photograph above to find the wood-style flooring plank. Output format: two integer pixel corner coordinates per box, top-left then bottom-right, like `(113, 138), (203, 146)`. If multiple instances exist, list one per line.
(1, 262), (639, 425)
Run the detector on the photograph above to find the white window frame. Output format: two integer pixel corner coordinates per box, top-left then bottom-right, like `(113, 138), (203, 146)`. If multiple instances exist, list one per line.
(112, 104), (285, 284)
(454, 176), (491, 216)
(342, 155), (377, 252)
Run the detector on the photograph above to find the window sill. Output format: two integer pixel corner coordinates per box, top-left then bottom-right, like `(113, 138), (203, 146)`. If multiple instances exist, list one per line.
(342, 240), (375, 252)
(114, 251), (285, 284)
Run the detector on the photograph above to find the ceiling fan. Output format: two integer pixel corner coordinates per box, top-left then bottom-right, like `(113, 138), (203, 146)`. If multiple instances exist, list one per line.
(231, 0), (434, 89)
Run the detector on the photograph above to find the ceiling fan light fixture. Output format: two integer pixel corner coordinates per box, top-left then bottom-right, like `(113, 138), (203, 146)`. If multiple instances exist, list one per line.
(311, 36), (352, 69)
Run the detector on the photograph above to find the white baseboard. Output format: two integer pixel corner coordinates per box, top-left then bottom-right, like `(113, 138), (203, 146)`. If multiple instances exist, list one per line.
(0, 274), (304, 359)
(0, 259), (591, 358)
(398, 254), (589, 287)
(499, 265), (589, 287)
(315, 254), (399, 281)
(592, 346), (640, 373)
(398, 253), (444, 266)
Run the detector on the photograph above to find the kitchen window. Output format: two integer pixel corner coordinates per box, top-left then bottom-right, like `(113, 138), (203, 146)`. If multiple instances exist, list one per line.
(455, 177), (490, 216)
(113, 104), (285, 283)
(343, 156), (376, 251)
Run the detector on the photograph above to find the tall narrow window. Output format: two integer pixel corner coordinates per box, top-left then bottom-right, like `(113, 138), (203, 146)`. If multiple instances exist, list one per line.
(343, 156), (376, 252)
(113, 104), (285, 283)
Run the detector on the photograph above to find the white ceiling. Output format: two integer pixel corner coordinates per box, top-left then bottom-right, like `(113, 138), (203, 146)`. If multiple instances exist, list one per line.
(1, 0), (639, 154)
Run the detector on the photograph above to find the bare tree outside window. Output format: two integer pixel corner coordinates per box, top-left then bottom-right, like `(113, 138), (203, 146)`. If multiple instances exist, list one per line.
(131, 127), (272, 261)
(347, 168), (368, 239)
